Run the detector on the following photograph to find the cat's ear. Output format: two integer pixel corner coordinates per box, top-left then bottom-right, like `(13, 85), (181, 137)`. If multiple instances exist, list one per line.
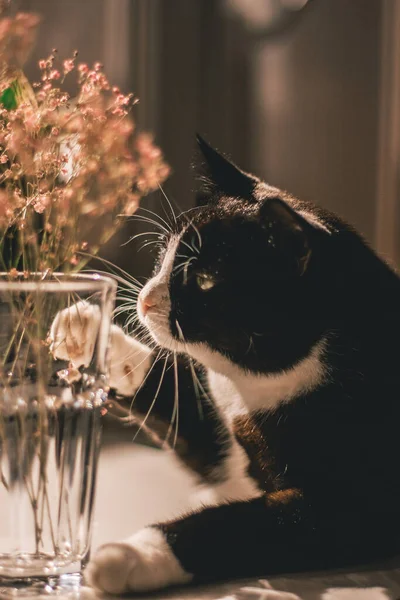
(196, 134), (258, 202)
(260, 197), (312, 275)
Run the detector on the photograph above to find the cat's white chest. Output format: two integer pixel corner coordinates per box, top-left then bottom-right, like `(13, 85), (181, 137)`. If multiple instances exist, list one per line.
(207, 339), (327, 413)
(207, 370), (247, 422)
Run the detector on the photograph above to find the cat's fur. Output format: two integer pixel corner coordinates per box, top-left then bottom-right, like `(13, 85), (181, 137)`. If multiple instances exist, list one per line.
(53, 136), (400, 594)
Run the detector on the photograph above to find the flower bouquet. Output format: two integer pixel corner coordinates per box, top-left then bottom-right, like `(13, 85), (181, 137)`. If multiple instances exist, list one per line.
(0, 6), (169, 595)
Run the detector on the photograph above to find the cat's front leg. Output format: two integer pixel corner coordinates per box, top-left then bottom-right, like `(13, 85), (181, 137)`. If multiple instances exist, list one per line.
(50, 301), (152, 396)
(85, 528), (192, 594)
(85, 493), (316, 594)
(86, 489), (380, 595)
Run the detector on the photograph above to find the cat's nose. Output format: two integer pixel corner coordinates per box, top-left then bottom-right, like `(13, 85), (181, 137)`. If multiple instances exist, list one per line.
(138, 293), (157, 316)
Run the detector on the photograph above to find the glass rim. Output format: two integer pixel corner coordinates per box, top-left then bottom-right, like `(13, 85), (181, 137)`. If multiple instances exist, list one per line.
(0, 271), (117, 293)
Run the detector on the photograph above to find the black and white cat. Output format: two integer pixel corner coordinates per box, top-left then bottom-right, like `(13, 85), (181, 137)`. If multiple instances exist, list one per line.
(52, 136), (400, 594)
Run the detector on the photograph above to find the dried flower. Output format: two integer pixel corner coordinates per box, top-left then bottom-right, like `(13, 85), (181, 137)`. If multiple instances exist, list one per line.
(0, 11), (169, 275)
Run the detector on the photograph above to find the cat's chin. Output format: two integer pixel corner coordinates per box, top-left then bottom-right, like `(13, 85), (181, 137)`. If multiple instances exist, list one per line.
(144, 321), (237, 376)
(141, 314), (184, 353)
(140, 312), (243, 376)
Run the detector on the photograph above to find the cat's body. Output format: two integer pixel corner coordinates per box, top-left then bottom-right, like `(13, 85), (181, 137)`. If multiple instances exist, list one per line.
(52, 137), (400, 594)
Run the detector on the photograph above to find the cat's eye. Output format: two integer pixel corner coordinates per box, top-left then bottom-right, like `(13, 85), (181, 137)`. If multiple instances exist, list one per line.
(196, 272), (216, 291)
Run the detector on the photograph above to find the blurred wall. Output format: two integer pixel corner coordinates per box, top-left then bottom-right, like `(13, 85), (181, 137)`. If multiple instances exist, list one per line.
(249, 0), (381, 245)
(21, 0), (252, 280)
(19, 0), (398, 274)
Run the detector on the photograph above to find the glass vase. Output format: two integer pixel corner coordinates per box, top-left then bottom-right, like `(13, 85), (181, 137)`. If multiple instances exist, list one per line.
(0, 273), (116, 597)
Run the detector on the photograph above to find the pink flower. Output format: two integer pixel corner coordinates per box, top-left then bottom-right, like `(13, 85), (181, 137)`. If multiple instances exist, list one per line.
(0, 11), (170, 272)
(63, 59), (75, 74)
(78, 63), (89, 74)
(33, 193), (50, 214)
(49, 69), (60, 80)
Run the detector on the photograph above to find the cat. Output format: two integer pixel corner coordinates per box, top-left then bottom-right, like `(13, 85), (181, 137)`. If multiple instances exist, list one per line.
(51, 135), (400, 594)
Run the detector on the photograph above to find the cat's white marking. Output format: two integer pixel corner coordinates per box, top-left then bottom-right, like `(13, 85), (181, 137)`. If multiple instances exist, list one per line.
(207, 370), (246, 420)
(85, 527), (192, 594)
(195, 437), (262, 505)
(138, 235), (183, 352)
(141, 303), (326, 411)
(193, 371), (262, 505)
(137, 227), (328, 412)
(186, 339), (327, 412)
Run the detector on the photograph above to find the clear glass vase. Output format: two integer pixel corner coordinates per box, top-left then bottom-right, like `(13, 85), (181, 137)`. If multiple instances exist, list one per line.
(0, 273), (116, 597)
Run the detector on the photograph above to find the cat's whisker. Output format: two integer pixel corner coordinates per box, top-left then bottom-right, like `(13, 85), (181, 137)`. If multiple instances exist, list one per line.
(115, 294), (138, 304)
(139, 240), (165, 253)
(187, 219), (202, 253)
(117, 288), (140, 295)
(121, 230), (166, 248)
(126, 321), (164, 349)
(114, 309), (136, 319)
(118, 349), (155, 380)
(139, 206), (174, 234)
(125, 214), (170, 236)
(81, 257), (143, 290)
(245, 334), (255, 356)
(115, 296), (140, 312)
(131, 351), (170, 443)
(178, 207), (203, 252)
(175, 318), (204, 421)
(128, 345), (165, 413)
(110, 325), (162, 369)
(173, 256), (197, 274)
(164, 352), (180, 449)
(183, 262), (190, 285)
(115, 297), (139, 307)
(179, 239), (198, 255)
(158, 184), (178, 227)
(175, 253), (191, 260)
(116, 292), (139, 300)
(159, 195), (178, 235)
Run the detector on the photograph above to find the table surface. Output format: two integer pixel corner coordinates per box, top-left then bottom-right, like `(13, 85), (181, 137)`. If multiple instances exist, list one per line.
(90, 432), (400, 600)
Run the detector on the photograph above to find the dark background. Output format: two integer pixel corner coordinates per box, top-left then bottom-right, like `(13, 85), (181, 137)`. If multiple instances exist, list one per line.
(20, 0), (400, 279)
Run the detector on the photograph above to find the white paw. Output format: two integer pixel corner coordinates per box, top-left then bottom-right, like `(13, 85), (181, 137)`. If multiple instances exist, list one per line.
(50, 301), (101, 367)
(85, 528), (192, 594)
(107, 325), (152, 397)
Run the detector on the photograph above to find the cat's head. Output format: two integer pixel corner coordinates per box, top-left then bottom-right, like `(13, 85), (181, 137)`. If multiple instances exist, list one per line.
(137, 136), (336, 375)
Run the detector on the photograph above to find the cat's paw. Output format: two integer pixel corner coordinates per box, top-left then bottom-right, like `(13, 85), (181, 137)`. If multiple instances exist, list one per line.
(50, 301), (101, 367)
(107, 325), (152, 397)
(50, 300), (152, 396)
(85, 528), (192, 594)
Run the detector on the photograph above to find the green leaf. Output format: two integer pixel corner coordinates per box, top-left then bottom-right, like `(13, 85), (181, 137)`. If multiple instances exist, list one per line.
(0, 86), (17, 110)
(0, 71), (37, 111)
